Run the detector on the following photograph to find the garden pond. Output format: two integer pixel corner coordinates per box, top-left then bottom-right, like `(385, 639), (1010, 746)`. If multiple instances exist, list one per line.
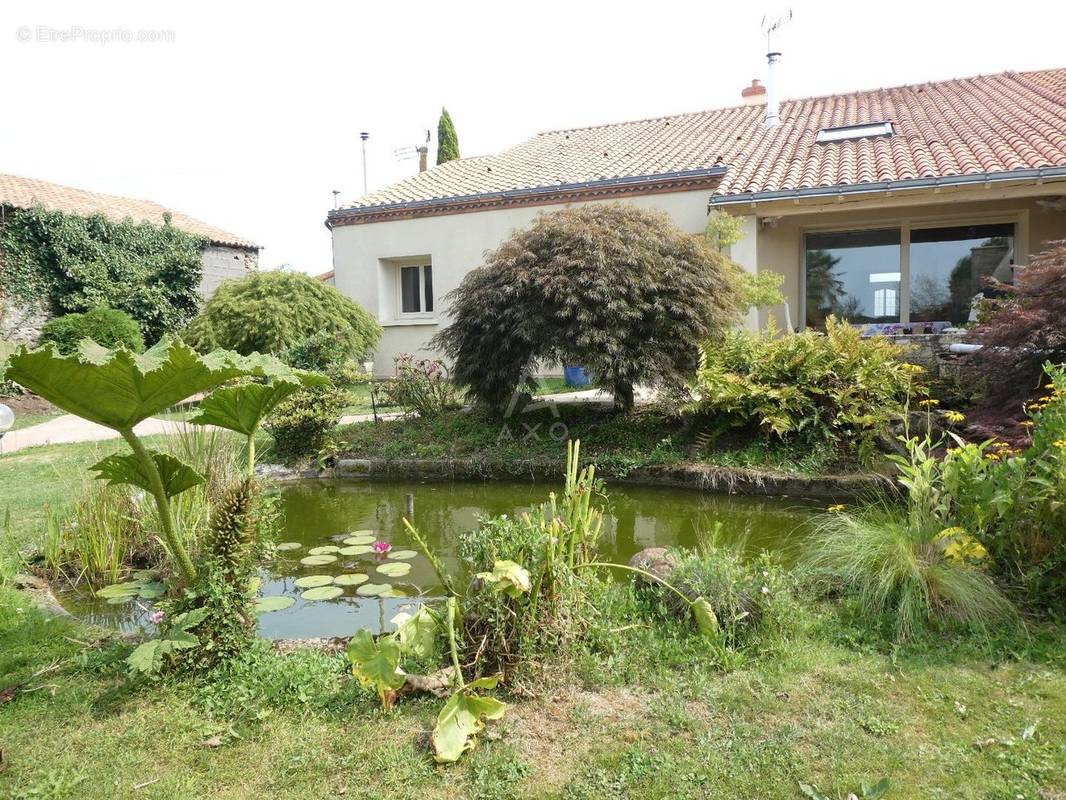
(63, 479), (820, 638)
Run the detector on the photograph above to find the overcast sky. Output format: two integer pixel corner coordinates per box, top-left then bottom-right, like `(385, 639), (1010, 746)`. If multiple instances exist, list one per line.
(2, 0), (1063, 274)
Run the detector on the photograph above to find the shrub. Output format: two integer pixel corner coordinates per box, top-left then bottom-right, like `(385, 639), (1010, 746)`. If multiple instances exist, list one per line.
(432, 203), (741, 411)
(451, 442), (606, 688)
(930, 364), (1066, 610)
(380, 353), (460, 416)
(971, 239), (1066, 396)
(183, 270), (381, 357)
(39, 307), (145, 354)
(803, 502), (1017, 640)
(266, 384), (350, 462)
(690, 316), (924, 453)
(282, 331), (352, 374)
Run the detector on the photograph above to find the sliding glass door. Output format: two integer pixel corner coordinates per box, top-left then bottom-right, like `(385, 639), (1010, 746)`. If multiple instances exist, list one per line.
(804, 222), (1015, 329)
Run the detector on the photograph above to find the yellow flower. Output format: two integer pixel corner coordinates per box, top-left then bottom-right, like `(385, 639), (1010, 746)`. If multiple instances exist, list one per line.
(936, 527), (989, 564)
(1053, 439), (1066, 450)
(944, 410), (965, 424)
(984, 452), (1001, 461)
(919, 398), (940, 408)
(826, 504), (846, 513)
(1022, 420), (1035, 428)
(900, 363), (925, 374)
(993, 441), (1011, 450)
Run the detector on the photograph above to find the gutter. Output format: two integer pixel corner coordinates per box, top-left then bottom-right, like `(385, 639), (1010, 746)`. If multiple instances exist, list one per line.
(329, 166), (728, 222)
(707, 165), (1066, 208)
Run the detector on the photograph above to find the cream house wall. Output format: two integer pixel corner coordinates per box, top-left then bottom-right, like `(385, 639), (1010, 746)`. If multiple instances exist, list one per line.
(331, 189), (715, 374)
(333, 185), (1066, 374)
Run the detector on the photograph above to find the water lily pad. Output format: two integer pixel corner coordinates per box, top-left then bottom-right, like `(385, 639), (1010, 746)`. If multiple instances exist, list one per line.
(96, 581), (142, 599)
(294, 575), (334, 589)
(276, 542), (302, 551)
(106, 595), (135, 605)
(300, 554), (337, 566)
(343, 533), (375, 546)
(308, 545), (340, 555)
(377, 562), (412, 578)
(255, 596), (295, 613)
(339, 545), (372, 555)
(388, 550), (418, 560)
(301, 585), (344, 601)
(137, 581), (166, 599)
(333, 573), (369, 586)
(382, 587), (409, 598)
(355, 582), (391, 597)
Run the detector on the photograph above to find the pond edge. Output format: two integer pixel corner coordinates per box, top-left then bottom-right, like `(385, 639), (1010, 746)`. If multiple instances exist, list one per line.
(262, 458), (890, 500)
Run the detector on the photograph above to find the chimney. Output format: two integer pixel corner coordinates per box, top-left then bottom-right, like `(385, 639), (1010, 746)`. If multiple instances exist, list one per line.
(765, 51), (782, 128)
(741, 79), (766, 105)
(417, 145), (428, 173)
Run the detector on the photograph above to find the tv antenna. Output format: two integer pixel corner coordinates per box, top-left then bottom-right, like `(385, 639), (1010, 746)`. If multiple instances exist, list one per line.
(761, 9), (792, 52)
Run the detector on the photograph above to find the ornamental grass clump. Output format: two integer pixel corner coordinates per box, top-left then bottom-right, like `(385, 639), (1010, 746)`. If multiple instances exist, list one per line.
(803, 502), (1017, 640)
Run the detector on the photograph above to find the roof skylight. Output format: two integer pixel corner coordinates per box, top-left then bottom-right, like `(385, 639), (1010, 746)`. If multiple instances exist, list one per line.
(816, 121), (894, 143)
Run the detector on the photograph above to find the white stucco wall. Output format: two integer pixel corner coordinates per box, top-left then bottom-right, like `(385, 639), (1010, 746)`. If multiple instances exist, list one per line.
(331, 190), (715, 374)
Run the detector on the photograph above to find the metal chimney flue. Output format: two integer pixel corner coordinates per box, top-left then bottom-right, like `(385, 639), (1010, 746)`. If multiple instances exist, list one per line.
(765, 51), (782, 128)
(761, 10), (791, 129)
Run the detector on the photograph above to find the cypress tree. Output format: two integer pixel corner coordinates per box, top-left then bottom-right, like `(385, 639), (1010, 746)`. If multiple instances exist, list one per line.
(436, 107), (460, 164)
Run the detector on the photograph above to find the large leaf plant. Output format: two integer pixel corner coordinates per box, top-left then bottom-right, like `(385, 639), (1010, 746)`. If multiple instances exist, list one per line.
(3, 337), (320, 584)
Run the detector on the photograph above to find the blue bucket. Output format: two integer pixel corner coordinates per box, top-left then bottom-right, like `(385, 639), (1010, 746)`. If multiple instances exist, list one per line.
(563, 366), (591, 387)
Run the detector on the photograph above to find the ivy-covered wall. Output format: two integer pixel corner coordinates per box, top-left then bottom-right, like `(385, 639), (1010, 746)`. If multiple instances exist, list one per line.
(0, 206), (207, 344)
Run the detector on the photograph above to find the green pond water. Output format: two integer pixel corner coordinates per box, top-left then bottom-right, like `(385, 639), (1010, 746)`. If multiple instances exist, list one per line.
(65, 479), (820, 638)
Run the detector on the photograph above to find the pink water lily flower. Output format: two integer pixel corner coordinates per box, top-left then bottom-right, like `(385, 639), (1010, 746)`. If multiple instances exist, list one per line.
(149, 610), (165, 625)
(371, 540), (392, 556)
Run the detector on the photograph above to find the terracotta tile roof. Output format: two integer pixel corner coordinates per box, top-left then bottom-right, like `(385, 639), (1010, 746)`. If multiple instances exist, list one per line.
(0, 173), (258, 248)
(338, 68), (1066, 215)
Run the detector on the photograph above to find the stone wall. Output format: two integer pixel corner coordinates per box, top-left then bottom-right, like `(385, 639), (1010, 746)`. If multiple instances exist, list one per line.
(880, 331), (970, 380)
(0, 298), (49, 345)
(199, 245), (258, 297)
(1, 244), (258, 345)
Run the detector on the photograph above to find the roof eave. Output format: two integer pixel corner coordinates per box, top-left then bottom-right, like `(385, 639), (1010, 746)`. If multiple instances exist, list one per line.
(708, 166), (1066, 207)
(328, 167), (727, 226)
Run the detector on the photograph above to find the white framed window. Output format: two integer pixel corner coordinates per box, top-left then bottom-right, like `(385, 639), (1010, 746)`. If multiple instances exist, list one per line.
(398, 264), (433, 315)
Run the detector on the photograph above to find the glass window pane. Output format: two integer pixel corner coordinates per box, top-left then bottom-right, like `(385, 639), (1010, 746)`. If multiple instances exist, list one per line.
(423, 265), (433, 313)
(805, 229), (901, 327)
(400, 266), (421, 313)
(910, 224), (1014, 326)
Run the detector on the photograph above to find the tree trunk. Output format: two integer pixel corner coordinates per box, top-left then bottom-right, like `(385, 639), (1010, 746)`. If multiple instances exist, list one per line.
(614, 381), (635, 412)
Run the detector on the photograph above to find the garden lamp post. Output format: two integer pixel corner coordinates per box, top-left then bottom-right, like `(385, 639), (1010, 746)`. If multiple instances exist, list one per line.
(363, 360), (378, 423)
(0, 403), (14, 454)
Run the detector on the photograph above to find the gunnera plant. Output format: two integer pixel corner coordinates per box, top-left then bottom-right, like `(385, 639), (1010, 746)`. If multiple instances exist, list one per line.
(181, 478), (261, 668)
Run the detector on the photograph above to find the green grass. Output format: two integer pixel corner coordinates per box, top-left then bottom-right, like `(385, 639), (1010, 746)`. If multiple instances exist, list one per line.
(8, 412), (64, 431)
(0, 586), (1063, 799)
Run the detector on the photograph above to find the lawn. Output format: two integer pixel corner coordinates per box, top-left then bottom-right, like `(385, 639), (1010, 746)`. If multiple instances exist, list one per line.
(1, 579), (1063, 799)
(1, 439), (1064, 798)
